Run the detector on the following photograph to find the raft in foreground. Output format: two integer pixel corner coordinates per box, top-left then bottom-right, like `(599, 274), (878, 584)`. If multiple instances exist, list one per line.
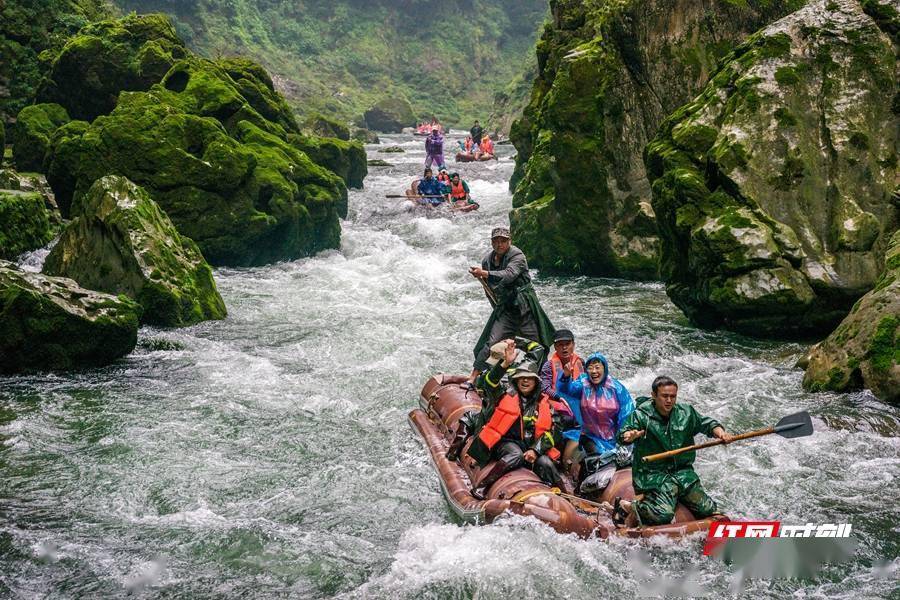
(409, 374), (727, 539)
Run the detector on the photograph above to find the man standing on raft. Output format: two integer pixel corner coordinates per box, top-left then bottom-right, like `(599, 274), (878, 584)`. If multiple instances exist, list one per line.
(468, 227), (555, 383)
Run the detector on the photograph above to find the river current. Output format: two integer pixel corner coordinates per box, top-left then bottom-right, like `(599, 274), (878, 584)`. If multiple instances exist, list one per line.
(1, 135), (898, 599)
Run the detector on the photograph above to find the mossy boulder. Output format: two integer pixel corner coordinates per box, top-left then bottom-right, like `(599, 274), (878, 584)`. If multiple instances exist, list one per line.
(0, 190), (57, 259)
(364, 97), (415, 133)
(289, 134), (367, 191)
(351, 127), (380, 144)
(1, 120), (5, 154)
(509, 0), (803, 279)
(43, 176), (226, 327)
(44, 58), (346, 266)
(12, 103), (71, 172)
(0, 260), (139, 373)
(804, 231), (900, 402)
(646, 0), (898, 337)
(36, 13), (188, 121)
(304, 113), (350, 140)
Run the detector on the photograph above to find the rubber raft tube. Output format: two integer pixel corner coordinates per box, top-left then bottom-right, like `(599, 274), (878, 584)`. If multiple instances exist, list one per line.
(455, 152), (496, 162)
(409, 374), (727, 539)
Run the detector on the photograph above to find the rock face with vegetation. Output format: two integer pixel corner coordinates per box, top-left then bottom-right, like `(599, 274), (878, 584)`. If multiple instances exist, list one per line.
(0, 261), (139, 373)
(43, 176), (227, 327)
(44, 51), (348, 266)
(290, 134), (367, 190)
(0, 190), (57, 259)
(509, 0), (803, 278)
(304, 114), (350, 141)
(0, 0), (110, 121)
(646, 0), (898, 337)
(12, 103), (70, 172)
(35, 13), (188, 122)
(804, 231), (900, 402)
(364, 97), (416, 133)
(113, 0), (547, 126)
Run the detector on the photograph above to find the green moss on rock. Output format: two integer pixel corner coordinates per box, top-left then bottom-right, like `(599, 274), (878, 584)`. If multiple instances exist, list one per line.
(36, 13), (188, 121)
(508, 0), (802, 279)
(804, 231), (900, 402)
(363, 97), (415, 133)
(12, 103), (71, 172)
(647, 0), (898, 338)
(0, 190), (57, 259)
(0, 260), (139, 373)
(304, 113), (351, 141)
(43, 176), (226, 327)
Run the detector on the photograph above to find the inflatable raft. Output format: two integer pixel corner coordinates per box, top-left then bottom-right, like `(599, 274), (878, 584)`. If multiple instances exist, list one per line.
(455, 152), (496, 162)
(409, 374), (727, 539)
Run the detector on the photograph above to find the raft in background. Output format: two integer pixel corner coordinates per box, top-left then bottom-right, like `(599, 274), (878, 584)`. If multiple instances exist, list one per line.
(455, 152), (496, 162)
(409, 373), (726, 539)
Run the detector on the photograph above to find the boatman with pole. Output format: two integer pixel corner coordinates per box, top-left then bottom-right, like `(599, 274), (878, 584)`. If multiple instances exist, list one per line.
(467, 227), (555, 384)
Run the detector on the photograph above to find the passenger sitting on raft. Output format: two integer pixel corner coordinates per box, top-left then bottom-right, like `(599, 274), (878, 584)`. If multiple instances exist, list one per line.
(476, 134), (494, 159)
(466, 363), (565, 492)
(416, 168), (445, 205)
(448, 173), (478, 210)
(446, 338), (545, 461)
(557, 353), (634, 494)
(613, 376), (732, 526)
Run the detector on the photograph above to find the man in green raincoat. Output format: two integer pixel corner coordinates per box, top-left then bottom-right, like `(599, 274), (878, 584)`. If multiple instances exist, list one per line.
(467, 227), (555, 384)
(614, 375), (733, 526)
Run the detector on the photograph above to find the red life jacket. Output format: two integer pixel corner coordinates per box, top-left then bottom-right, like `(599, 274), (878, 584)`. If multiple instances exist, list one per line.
(481, 138), (494, 154)
(549, 352), (583, 392)
(477, 392), (561, 461)
(450, 180), (467, 199)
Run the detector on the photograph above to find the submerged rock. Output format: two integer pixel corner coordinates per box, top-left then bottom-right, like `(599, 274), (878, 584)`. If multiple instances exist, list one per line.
(364, 97), (415, 133)
(289, 134), (367, 191)
(36, 13), (187, 121)
(12, 103), (70, 172)
(803, 231), (899, 402)
(367, 159), (393, 167)
(509, 0), (802, 279)
(0, 261), (139, 373)
(379, 146), (405, 153)
(351, 127), (380, 144)
(45, 58), (346, 266)
(646, 0), (898, 337)
(43, 176), (226, 327)
(0, 190), (57, 259)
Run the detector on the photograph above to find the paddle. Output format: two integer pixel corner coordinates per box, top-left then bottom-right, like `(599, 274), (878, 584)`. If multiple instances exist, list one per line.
(642, 411), (813, 463)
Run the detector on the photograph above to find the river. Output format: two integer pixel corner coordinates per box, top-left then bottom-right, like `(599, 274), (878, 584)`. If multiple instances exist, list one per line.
(1, 135), (898, 598)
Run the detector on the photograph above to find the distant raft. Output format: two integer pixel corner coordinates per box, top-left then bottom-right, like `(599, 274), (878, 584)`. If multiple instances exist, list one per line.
(455, 152), (495, 162)
(409, 374), (727, 539)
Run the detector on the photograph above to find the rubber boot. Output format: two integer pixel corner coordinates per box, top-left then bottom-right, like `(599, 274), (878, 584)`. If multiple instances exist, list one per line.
(471, 460), (511, 497)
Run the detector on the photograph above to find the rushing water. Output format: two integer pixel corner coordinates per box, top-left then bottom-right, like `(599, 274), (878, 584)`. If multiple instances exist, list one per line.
(1, 135), (898, 599)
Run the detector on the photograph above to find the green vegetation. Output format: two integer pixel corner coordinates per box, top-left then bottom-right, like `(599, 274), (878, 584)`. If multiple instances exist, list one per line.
(111, 0), (548, 128)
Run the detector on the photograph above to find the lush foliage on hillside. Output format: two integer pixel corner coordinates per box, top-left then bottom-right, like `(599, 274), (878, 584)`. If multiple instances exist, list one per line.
(111, 0), (546, 127)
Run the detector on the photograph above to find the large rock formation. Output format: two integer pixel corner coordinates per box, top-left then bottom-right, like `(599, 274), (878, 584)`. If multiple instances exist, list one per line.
(803, 231), (899, 402)
(364, 97), (415, 133)
(509, 0), (804, 279)
(35, 13), (188, 121)
(43, 176), (227, 327)
(290, 134), (367, 191)
(45, 56), (347, 266)
(0, 190), (57, 259)
(12, 103), (70, 172)
(304, 113), (351, 141)
(646, 0), (898, 337)
(0, 261), (139, 373)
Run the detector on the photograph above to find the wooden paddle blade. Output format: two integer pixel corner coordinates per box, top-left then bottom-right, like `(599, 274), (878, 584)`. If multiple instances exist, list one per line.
(773, 411), (813, 438)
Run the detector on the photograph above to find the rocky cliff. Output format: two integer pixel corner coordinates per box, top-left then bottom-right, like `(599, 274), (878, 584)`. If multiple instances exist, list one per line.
(509, 0), (804, 278)
(646, 0), (898, 337)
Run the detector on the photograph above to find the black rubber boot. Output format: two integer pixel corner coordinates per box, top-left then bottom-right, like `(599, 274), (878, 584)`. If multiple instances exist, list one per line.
(445, 420), (471, 461)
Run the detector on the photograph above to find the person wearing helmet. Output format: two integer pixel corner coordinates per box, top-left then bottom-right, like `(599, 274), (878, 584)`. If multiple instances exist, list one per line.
(466, 362), (564, 492)
(557, 352), (635, 494)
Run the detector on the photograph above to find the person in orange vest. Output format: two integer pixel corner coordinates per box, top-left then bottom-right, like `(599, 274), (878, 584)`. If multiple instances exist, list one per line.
(476, 134), (495, 159)
(466, 362), (564, 492)
(448, 172), (478, 210)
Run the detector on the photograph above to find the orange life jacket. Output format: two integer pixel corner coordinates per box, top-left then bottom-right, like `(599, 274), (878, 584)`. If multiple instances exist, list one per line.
(549, 352), (583, 392)
(450, 180), (467, 199)
(477, 392), (561, 461)
(481, 138), (494, 154)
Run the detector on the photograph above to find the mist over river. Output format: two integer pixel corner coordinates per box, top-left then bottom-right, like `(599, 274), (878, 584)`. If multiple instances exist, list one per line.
(1, 135), (898, 599)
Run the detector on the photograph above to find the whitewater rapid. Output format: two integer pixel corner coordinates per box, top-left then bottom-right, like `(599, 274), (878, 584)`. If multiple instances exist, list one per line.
(1, 134), (897, 598)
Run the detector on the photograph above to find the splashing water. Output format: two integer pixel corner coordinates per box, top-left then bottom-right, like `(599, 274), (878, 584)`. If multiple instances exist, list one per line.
(1, 135), (898, 598)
